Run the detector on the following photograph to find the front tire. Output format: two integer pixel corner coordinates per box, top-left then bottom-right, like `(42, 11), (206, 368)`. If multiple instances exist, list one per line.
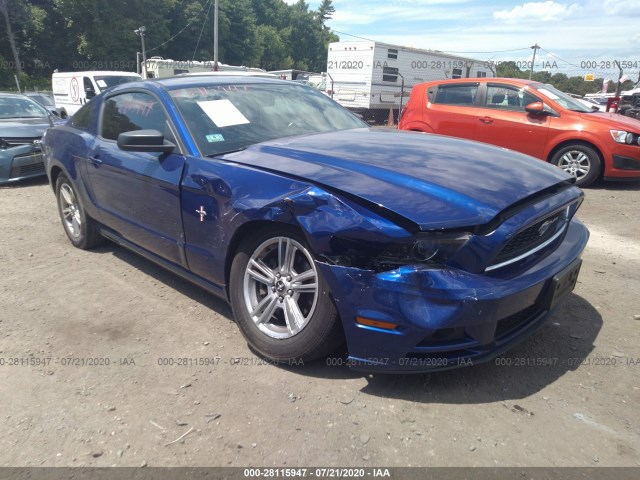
(55, 174), (103, 249)
(550, 144), (601, 187)
(229, 227), (343, 363)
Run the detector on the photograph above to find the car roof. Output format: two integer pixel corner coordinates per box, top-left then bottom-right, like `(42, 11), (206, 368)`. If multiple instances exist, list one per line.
(176, 71), (278, 78)
(146, 75), (293, 91)
(416, 77), (539, 87)
(0, 92), (29, 98)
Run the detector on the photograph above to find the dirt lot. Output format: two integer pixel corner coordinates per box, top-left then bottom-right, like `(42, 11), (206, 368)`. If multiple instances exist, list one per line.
(1, 177), (639, 468)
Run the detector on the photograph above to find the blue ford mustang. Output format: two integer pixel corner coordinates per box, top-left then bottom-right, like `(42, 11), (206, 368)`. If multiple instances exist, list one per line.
(42, 76), (589, 372)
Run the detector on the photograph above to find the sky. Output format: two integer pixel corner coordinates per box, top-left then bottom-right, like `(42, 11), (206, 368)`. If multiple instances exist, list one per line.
(289, 0), (640, 82)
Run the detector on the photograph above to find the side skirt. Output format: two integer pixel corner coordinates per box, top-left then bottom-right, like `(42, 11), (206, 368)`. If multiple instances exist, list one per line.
(98, 227), (228, 302)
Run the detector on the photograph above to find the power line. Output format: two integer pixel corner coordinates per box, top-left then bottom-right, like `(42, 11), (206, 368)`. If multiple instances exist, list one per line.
(538, 47), (581, 69)
(147, 0), (211, 54)
(192, 0), (214, 61)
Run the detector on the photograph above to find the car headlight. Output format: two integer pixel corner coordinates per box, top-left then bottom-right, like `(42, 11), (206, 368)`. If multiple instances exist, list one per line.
(374, 232), (472, 270)
(610, 130), (637, 145)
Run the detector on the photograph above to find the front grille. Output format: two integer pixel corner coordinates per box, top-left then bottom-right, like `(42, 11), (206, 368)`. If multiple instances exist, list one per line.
(1, 137), (41, 147)
(9, 152), (45, 179)
(494, 304), (542, 339)
(489, 208), (567, 270)
(19, 162), (45, 175)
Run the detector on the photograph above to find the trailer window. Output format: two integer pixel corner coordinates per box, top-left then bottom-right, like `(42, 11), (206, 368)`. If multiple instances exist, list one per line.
(434, 84), (478, 106)
(452, 68), (463, 79)
(387, 49), (398, 60)
(383, 67), (399, 82)
(477, 71), (487, 78)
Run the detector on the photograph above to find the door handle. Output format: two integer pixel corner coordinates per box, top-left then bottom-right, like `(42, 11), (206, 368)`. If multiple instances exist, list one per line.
(479, 116), (493, 124)
(89, 155), (102, 166)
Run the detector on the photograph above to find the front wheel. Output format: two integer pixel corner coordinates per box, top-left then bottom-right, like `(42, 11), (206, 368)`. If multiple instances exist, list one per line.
(550, 144), (601, 187)
(229, 227), (343, 363)
(55, 174), (104, 249)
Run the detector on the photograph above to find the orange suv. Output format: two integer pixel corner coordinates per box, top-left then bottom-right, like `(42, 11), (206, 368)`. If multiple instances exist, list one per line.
(398, 77), (640, 186)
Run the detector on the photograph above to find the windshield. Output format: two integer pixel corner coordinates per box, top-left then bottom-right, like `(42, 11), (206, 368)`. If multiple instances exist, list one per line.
(94, 75), (142, 90)
(26, 93), (55, 107)
(532, 83), (592, 112)
(0, 96), (49, 119)
(170, 82), (366, 156)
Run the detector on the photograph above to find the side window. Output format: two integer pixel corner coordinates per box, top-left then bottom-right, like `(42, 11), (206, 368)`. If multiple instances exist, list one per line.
(477, 71), (487, 78)
(71, 101), (96, 130)
(387, 49), (398, 60)
(101, 92), (170, 142)
(452, 68), (463, 79)
(434, 84), (479, 106)
(485, 85), (540, 111)
(83, 77), (96, 99)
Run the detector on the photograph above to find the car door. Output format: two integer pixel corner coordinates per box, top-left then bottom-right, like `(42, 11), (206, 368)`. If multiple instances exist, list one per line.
(85, 90), (187, 265)
(475, 83), (550, 159)
(425, 82), (481, 140)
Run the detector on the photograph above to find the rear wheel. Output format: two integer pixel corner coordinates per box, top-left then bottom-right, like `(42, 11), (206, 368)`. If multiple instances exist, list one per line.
(229, 227), (343, 362)
(550, 144), (601, 187)
(55, 174), (104, 249)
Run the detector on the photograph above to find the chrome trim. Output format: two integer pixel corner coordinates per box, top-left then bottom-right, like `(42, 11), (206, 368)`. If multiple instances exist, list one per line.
(485, 223), (567, 272)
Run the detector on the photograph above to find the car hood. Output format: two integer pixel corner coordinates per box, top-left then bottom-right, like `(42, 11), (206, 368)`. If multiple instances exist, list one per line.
(0, 117), (51, 137)
(577, 111), (640, 130)
(226, 129), (572, 230)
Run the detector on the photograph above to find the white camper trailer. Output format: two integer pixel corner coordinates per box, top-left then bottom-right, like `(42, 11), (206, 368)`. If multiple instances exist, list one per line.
(51, 71), (142, 118)
(326, 41), (493, 122)
(143, 58), (267, 79)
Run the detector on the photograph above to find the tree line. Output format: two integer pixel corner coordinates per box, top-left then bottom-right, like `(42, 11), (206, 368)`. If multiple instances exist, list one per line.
(0, 0), (338, 90)
(495, 61), (635, 97)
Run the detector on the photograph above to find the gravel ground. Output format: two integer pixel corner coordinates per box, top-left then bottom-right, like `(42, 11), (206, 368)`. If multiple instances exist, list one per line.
(0, 177), (639, 468)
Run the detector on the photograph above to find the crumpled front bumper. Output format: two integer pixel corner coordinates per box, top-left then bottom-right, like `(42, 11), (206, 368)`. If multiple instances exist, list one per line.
(318, 219), (589, 373)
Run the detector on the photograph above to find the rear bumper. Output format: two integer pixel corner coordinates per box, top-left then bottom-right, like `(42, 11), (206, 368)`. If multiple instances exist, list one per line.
(0, 145), (46, 185)
(319, 219), (589, 373)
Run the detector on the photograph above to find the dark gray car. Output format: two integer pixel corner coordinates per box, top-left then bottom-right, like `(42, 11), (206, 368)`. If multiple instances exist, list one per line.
(0, 93), (53, 184)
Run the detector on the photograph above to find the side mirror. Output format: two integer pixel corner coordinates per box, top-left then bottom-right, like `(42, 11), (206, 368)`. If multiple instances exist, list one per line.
(117, 129), (175, 153)
(85, 87), (96, 99)
(525, 101), (546, 114)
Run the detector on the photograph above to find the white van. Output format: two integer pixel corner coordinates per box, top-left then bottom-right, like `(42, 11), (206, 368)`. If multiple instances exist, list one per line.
(51, 71), (142, 118)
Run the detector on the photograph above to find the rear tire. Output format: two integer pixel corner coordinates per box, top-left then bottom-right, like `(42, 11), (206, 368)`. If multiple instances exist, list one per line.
(550, 144), (601, 187)
(55, 174), (104, 249)
(229, 226), (343, 363)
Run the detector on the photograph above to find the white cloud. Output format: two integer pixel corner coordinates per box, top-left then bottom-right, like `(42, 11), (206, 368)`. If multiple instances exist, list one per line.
(493, 1), (579, 22)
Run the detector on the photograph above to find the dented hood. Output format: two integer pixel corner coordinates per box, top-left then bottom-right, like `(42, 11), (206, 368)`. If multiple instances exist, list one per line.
(226, 129), (572, 230)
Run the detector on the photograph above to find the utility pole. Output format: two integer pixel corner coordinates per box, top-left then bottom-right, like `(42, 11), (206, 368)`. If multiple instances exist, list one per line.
(135, 26), (147, 79)
(213, 0), (219, 71)
(529, 43), (539, 80)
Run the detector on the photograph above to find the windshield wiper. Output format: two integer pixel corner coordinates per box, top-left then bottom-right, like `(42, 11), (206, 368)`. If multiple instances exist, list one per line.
(205, 147), (246, 158)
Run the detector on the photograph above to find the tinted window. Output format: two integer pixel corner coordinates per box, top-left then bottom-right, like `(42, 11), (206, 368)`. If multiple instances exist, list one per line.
(387, 49), (398, 60)
(485, 85), (539, 111)
(71, 101), (97, 130)
(452, 68), (463, 79)
(101, 92), (169, 141)
(434, 84), (478, 106)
